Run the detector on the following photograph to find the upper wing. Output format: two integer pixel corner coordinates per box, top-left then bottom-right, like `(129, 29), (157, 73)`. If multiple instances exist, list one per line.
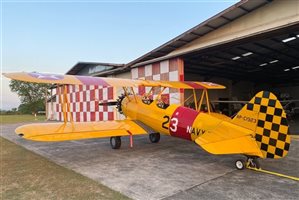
(3, 72), (225, 89)
(15, 120), (152, 142)
(195, 120), (264, 158)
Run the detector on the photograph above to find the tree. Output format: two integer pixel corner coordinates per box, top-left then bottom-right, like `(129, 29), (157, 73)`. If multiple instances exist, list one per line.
(9, 80), (50, 114)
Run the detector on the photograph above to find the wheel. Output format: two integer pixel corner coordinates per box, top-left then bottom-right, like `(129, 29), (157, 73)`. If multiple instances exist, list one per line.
(252, 158), (261, 169)
(110, 136), (121, 149)
(149, 133), (160, 143)
(235, 159), (245, 170)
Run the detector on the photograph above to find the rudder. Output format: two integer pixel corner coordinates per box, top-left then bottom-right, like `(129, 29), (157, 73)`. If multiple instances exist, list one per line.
(232, 91), (291, 159)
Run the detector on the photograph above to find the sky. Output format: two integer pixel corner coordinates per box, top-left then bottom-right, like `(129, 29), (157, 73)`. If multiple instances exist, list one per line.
(1, 0), (238, 110)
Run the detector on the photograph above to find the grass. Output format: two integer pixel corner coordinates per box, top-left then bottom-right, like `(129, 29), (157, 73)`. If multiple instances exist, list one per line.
(0, 137), (130, 200)
(0, 115), (46, 124)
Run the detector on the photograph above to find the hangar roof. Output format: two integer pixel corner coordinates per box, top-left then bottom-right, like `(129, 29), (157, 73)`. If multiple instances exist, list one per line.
(67, 62), (125, 76)
(126, 0), (272, 68)
(66, 0), (299, 86)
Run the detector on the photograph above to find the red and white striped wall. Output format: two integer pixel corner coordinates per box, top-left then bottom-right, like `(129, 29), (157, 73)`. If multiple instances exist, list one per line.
(55, 85), (115, 122)
(131, 58), (184, 105)
(52, 57), (184, 122)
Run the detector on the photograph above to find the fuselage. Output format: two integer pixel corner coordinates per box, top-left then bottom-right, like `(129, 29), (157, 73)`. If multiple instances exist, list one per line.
(121, 95), (231, 141)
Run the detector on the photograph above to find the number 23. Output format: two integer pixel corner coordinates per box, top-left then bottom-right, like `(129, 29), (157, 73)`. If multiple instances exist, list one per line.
(162, 115), (178, 132)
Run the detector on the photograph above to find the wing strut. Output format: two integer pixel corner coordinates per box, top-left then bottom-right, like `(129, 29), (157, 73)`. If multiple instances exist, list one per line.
(57, 84), (73, 124)
(63, 85), (73, 123)
(197, 89), (211, 114)
(193, 89), (198, 111)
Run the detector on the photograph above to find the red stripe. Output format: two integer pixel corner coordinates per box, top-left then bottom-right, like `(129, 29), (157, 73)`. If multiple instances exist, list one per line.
(76, 76), (110, 86)
(108, 112), (114, 120)
(184, 81), (205, 89)
(91, 112), (95, 121)
(108, 87), (113, 99)
(76, 112), (80, 121)
(169, 106), (199, 141)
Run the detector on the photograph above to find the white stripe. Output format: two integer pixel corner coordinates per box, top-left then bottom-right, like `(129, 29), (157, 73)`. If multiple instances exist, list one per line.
(70, 103), (73, 112)
(145, 64), (152, 76)
(170, 93), (180, 104)
(87, 112), (91, 122)
(73, 112), (76, 122)
(95, 112), (99, 121)
(80, 112), (84, 122)
(103, 88), (108, 100)
(103, 112), (108, 121)
(169, 71), (178, 81)
(86, 90), (90, 101)
(72, 93), (76, 103)
(153, 74), (160, 81)
(76, 102), (80, 111)
(99, 105), (103, 112)
(83, 102), (87, 111)
(131, 68), (138, 79)
(95, 89), (99, 101)
(90, 102), (95, 112)
(160, 60), (169, 73)
(108, 106), (114, 112)
(80, 92), (83, 102)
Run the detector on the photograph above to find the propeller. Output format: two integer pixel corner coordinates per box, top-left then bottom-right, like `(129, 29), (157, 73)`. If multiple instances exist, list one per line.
(98, 94), (126, 114)
(98, 101), (118, 106)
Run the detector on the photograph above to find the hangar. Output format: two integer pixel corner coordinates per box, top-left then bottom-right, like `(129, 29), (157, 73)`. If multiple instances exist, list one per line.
(49, 0), (299, 132)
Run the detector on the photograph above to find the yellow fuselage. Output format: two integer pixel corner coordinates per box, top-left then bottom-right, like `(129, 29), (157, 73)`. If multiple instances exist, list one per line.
(122, 95), (230, 141)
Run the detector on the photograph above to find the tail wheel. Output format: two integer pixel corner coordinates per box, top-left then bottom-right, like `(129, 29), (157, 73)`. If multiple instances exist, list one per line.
(149, 133), (160, 143)
(247, 157), (261, 169)
(110, 136), (121, 149)
(235, 159), (245, 170)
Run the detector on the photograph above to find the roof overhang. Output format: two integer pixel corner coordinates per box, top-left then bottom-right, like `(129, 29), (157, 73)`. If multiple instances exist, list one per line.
(127, 0), (272, 68)
(66, 62), (125, 76)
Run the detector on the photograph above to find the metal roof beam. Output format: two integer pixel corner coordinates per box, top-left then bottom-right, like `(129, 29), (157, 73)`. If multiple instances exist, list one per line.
(204, 24), (216, 30)
(220, 15), (232, 22)
(238, 6), (250, 13)
(237, 45), (298, 70)
(253, 42), (299, 61)
(271, 38), (299, 53)
(189, 32), (203, 37)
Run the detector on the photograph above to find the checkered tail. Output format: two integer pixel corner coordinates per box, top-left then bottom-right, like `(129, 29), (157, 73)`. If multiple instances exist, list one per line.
(233, 91), (291, 159)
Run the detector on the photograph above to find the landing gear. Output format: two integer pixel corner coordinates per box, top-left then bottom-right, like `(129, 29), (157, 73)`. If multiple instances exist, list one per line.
(235, 156), (260, 170)
(110, 136), (121, 149)
(149, 133), (160, 143)
(247, 157), (261, 169)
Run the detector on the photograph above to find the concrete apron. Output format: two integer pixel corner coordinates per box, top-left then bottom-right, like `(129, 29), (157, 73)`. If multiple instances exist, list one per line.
(1, 123), (299, 200)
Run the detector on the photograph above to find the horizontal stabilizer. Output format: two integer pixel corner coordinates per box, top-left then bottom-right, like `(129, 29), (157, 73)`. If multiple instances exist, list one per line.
(195, 120), (263, 157)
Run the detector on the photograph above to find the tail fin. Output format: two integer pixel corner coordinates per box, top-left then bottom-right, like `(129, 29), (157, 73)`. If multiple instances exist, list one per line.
(232, 91), (291, 159)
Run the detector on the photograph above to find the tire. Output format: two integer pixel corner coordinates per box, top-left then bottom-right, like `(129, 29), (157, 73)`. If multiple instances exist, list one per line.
(235, 159), (245, 170)
(110, 136), (121, 149)
(253, 158), (261, 169)
(149, 133), (160, 143)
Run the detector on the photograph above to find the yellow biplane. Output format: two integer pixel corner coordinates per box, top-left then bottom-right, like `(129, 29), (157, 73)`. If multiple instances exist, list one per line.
(3, 72), (291, 170)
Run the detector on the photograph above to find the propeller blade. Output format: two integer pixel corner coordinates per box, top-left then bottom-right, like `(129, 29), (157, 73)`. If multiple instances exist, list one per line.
(98, 101), (118, 106)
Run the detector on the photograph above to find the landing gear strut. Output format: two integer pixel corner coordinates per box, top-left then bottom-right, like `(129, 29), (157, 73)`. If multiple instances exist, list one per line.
(235, 156), (260, 170)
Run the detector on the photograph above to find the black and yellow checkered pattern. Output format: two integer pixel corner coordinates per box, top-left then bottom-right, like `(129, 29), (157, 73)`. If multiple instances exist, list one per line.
(246, 91), (290, 159)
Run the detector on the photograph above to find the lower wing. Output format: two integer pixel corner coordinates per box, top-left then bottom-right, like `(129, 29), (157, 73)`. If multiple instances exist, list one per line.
(15, 120), (150, 142)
